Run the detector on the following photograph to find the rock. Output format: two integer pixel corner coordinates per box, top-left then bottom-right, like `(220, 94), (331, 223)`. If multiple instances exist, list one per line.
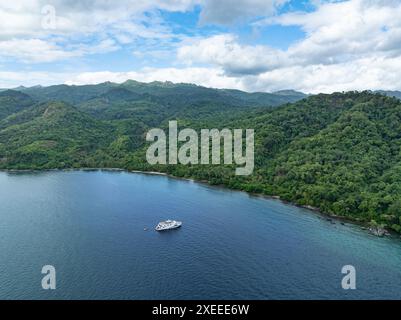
(368, 227), (388, 237)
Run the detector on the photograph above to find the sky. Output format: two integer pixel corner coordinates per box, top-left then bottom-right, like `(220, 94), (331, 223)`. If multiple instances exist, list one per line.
(0, 0), (401, 93)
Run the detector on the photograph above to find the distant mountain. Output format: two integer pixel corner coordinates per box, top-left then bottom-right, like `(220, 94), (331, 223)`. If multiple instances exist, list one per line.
(273, 89), (308, 99)
(17, 82), (118, 105)
(375, 90), (401, 100)
(12, 81), (307, 126)
(14, 80), (307, 108)
(3, 80), (309, 169)
(0, 90), (35, 120)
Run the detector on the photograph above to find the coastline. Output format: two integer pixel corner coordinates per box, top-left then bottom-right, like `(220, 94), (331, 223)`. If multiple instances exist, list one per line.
(0, 167), (395, 238)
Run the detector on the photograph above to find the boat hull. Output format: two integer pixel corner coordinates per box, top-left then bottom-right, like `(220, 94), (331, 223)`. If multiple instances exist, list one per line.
(155, 221), (182, 231)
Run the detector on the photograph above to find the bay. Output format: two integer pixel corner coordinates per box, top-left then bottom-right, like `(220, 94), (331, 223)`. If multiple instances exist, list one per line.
(0, 170), (400, 299)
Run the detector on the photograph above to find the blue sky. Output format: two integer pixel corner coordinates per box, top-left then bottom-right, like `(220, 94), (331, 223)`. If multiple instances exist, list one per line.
(0, 0), (400, 93)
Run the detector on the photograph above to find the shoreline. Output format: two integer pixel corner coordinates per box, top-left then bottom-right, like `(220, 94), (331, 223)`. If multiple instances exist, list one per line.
(0, 167), (396, 238)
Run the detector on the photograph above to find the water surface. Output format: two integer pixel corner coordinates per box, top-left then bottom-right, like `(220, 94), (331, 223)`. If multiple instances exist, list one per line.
(0, 170), (400, 299)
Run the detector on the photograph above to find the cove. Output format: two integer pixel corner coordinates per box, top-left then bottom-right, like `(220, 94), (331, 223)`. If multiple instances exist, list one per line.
(0, 170), (400, 299)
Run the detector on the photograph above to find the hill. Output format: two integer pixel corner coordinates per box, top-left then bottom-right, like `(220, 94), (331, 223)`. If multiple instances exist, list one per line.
(0, 101), (114, 169)
(0, 90), (35, 120)
(127, 92), (401, 232)
(0, 85), (399, 232)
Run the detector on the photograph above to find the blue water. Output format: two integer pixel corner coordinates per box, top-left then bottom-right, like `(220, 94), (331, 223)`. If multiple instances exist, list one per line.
(0, 170), (400, 300)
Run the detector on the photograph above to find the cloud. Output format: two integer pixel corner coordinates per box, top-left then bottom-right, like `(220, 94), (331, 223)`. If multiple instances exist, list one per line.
(262, 0), (401, 61)
(0, 39), (75, 63)
(0, 1), (197, 63)
(0, 71), (72, 88)
(0, 0), (286, 39)
(4, 54), (401, 94)
(0, 57), (393, 93)
(239, 56), (401, 93)
(178, 34), (286, 75)
(0, 0), (290, 64)
(180, 1), (401, 72)
(173, 0), (401, 92)
(3, 0), (401, 93)
(199, 0), (289, 25)
(0, 38), (119, 63)
(0, 1), (197, 38)
(64, 68), (244, 90)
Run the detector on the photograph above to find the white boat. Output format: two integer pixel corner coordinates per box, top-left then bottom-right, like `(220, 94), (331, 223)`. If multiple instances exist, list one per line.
(155, 220), (182, 231)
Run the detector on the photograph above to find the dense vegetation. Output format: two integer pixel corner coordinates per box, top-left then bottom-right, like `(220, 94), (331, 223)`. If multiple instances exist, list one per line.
(0, 81), (400, 232)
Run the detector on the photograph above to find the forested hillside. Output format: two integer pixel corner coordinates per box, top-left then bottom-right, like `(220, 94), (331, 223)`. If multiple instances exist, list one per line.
(0, 82), (400, 232)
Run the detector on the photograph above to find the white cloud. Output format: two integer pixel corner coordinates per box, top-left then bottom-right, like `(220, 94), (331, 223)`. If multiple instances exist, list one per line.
(199, 0), (289, 25)
(0, 38), (119, 63)
(0, 0), (289, 64)
(0, 71), (72, 88)
(0, 0), (287, 38)
(239, 56), (401, 93)
(0, 54), (398, 94)
(0, 0), (197, 63)
(173, 0), (401, 92)
(2, 0), (401, 93)
(0, 1), (198, 38)
(64, 68), (244, 90)
(267, 0), (401, 63)
(178, 34), (286, 75)
(0, 39), (75, 63)
(3, 54), (401, 93)
(181, 1), (401, 72)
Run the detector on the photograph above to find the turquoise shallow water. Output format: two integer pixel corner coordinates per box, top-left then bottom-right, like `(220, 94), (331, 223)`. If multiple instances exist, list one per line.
(0, 170), (400, 299)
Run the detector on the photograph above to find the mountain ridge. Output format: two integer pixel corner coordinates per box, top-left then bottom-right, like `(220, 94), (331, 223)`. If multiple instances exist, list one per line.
(11, 80), (307, 107)
(0, 86), (400, 233)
